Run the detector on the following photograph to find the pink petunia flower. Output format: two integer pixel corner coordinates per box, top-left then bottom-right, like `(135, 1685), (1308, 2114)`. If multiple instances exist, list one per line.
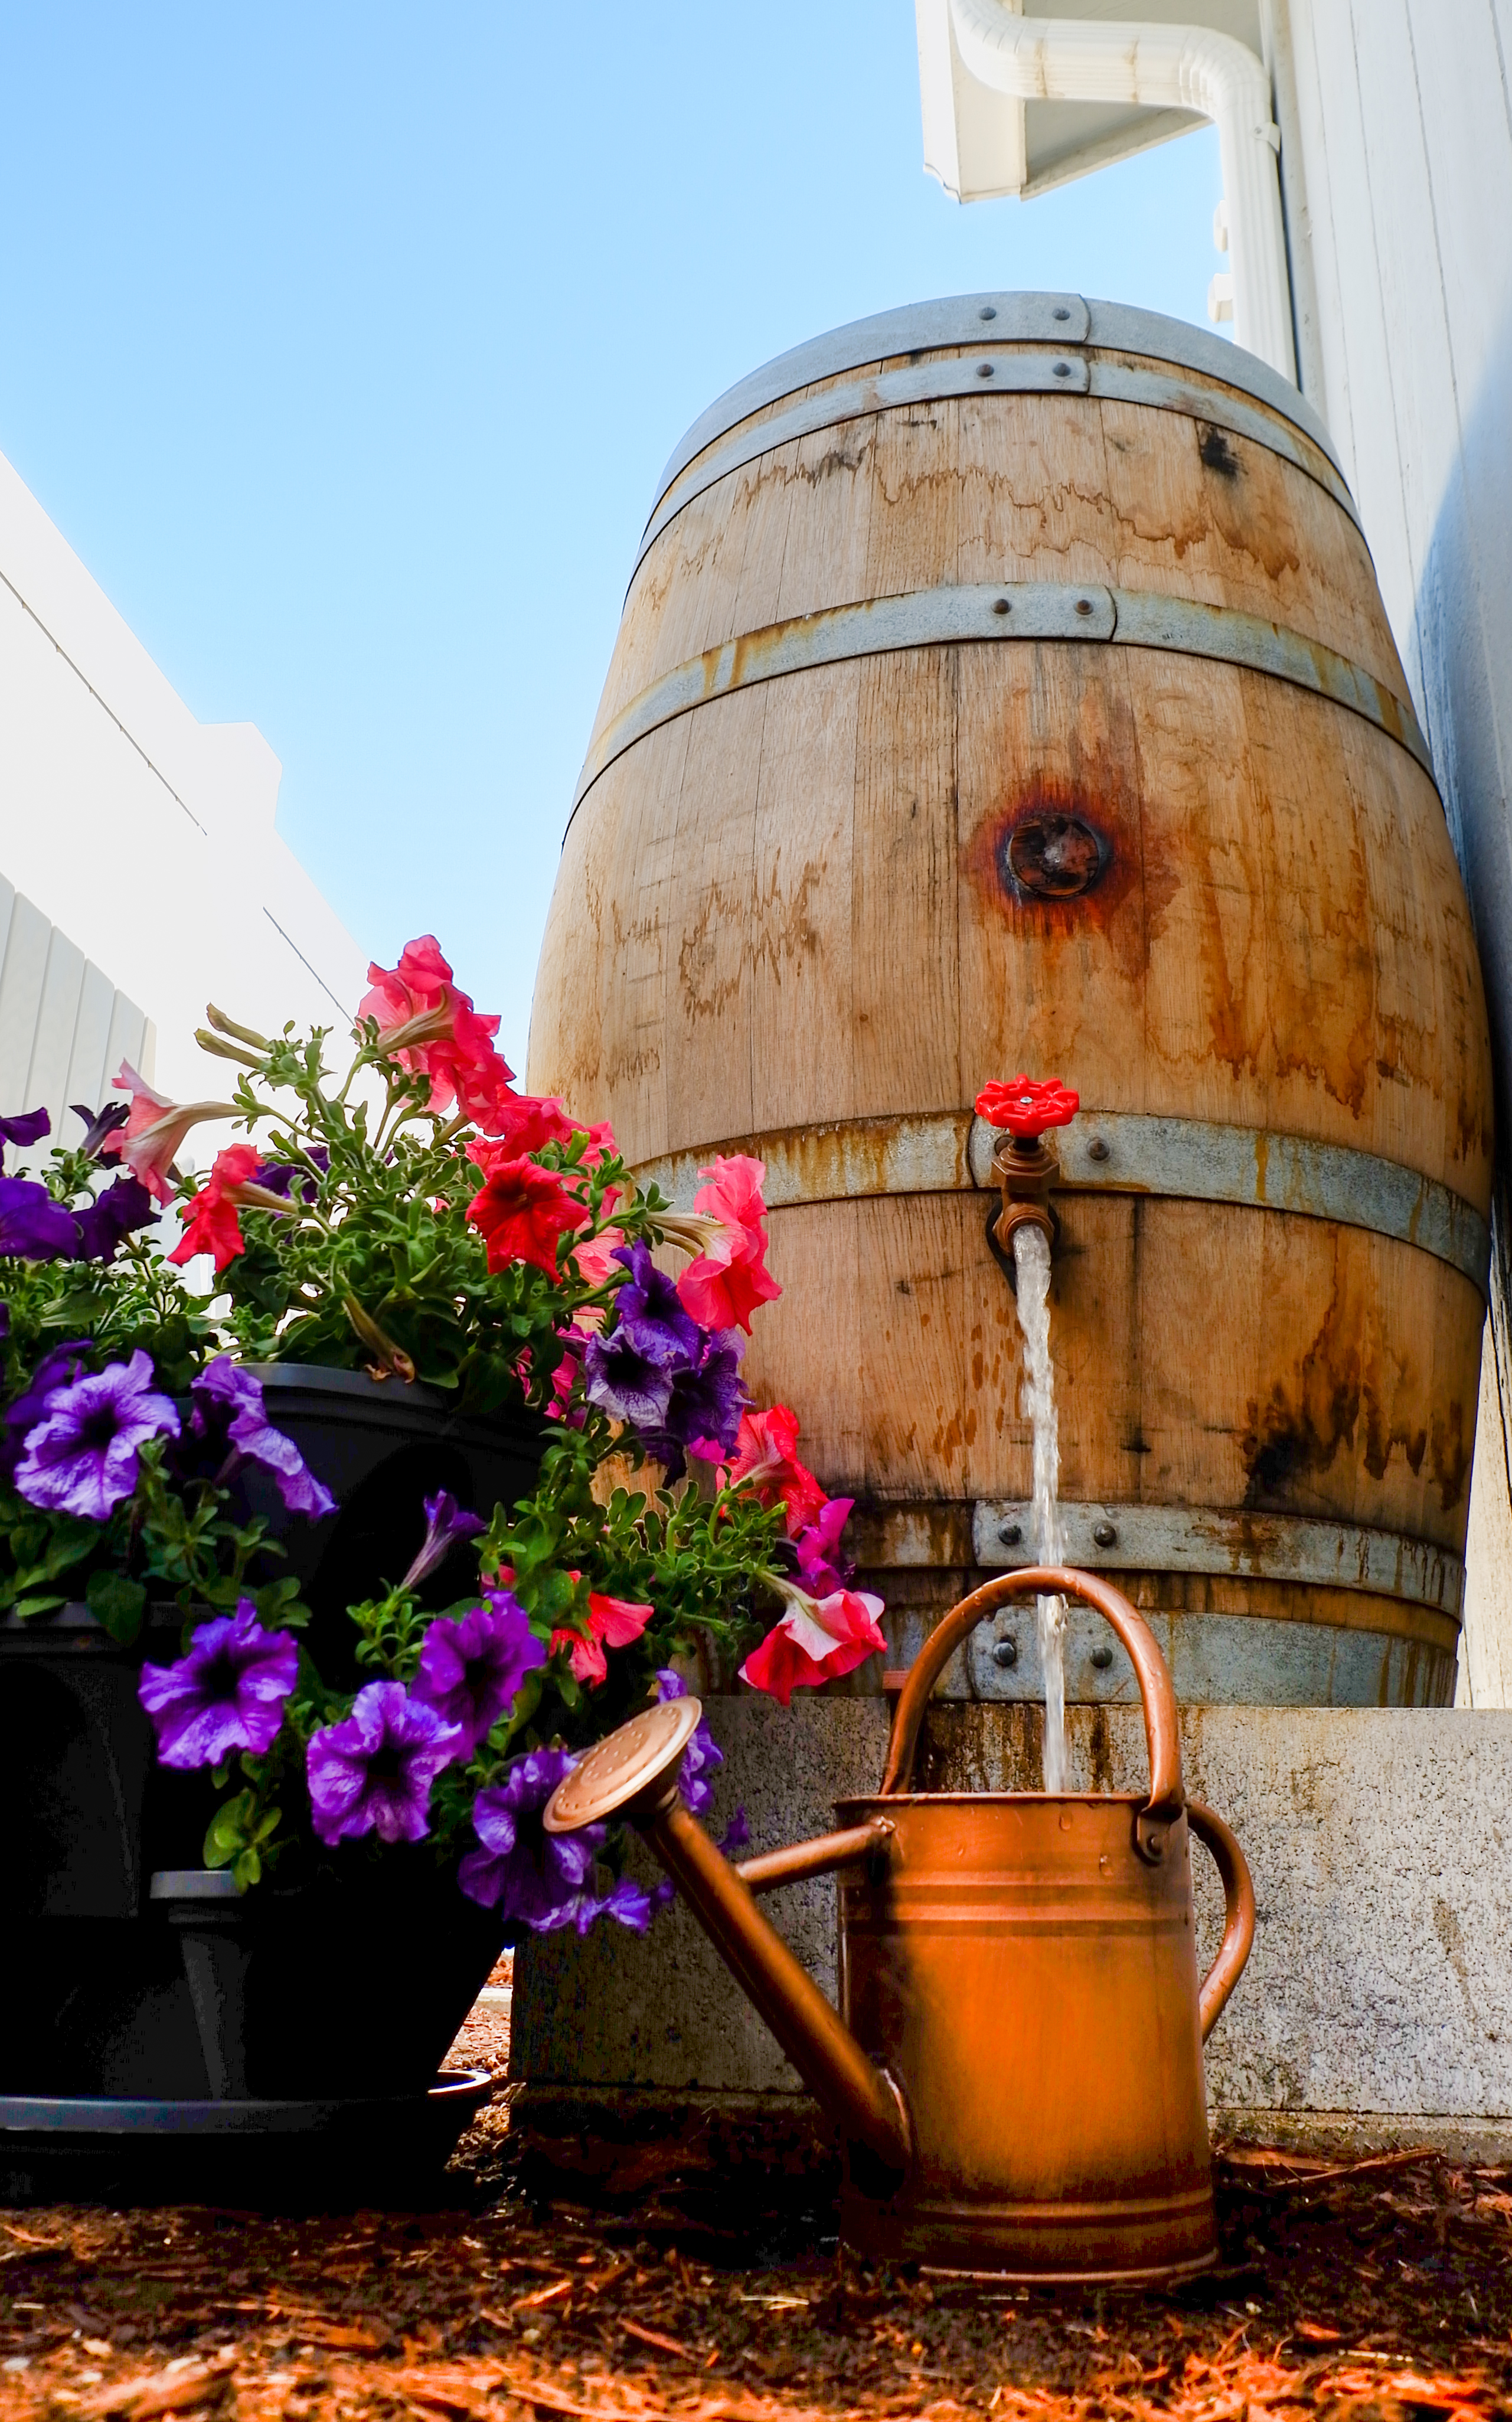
(102, 1064), (240, 1206)
(792, 1496), (856, 1598)
(360, 936), (515, 1130)
(674, 1154), (781, 1334)
(727, 1405), (828, 1538)
(739, 1582), (887, 1707)
(473, 1090), (618, 1166)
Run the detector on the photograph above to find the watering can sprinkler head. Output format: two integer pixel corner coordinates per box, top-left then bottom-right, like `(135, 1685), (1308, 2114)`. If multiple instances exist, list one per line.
(975, 1075), (1079, 1260)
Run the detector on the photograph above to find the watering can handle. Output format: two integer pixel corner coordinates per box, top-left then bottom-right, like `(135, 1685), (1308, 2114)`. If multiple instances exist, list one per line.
(1187, 1798), (1256, 2041)
(879, 1565), (1185, 1843)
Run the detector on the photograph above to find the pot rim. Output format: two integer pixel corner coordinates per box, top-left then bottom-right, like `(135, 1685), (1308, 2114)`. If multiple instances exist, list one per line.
(241, 1359), (543, 1438)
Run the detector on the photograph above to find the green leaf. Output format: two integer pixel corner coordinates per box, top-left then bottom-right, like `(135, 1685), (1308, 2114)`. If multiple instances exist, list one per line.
(86, 1570), (146, 1644)
(204, 1791), (255, 1868)
(233, 1847), (261, 1890)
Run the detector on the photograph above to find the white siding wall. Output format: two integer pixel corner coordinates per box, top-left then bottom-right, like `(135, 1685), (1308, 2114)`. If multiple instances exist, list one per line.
(1271, 0), (1512, 1696)
(0, 880), (150, 1139)
(0, 446), (365, 1116)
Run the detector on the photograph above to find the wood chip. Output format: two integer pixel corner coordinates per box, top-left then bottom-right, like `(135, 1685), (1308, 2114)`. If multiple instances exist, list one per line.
(74, 2356), (236, 2419)
(621, 2320), (697, 2361)
(514, 2278), (576, 2313)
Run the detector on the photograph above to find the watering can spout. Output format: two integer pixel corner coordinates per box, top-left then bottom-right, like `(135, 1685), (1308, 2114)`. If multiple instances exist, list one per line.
(542, 1699), (914, 2185)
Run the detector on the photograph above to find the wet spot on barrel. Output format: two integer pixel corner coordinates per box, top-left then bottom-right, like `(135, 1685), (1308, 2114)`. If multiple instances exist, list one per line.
(1364, 1394), (1428, 1483)
(1241, 1360), (1362, 1507)
(1197, 423), (1240, 481)
(1431, 1399), (1469, 1514)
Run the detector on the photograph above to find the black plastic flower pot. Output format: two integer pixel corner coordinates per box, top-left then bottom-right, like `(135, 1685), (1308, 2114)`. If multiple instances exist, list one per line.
(236, 1364), (546, 1683)
(152, 1855), (504, 2100)
(0, 1605), (218, 2096)
(0, 2070), (492, 2210)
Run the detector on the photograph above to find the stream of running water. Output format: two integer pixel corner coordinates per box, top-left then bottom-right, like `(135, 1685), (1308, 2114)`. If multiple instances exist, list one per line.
(1010, 1223), (1069, 1793)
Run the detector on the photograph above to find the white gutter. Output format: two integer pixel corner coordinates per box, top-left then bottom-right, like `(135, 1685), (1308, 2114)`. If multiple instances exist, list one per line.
(946, 0), (1297, 384)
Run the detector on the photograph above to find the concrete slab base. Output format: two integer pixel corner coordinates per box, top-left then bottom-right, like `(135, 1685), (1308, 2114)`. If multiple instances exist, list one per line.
(511, 1700), (1512, 2140)
(1212, 2109), (1512, 2163)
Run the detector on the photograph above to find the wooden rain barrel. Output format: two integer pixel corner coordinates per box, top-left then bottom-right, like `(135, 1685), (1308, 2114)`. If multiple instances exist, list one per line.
(529, 292), (1494, 1711)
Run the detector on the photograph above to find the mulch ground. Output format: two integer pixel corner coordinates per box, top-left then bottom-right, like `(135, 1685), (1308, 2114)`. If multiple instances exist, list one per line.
(2, 1967), (1510, 2422)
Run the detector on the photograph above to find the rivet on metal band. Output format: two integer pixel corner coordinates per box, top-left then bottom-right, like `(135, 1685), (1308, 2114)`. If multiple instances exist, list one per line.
(636, 351), (1360, 577)
(969, 1501), (1464, 1620)
(569, 581), (1433, 827)
(629, 1107), (1490, 1294)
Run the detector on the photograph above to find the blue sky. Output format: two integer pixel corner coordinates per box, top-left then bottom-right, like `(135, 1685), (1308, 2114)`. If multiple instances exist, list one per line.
(0, 5), (1223, 1070)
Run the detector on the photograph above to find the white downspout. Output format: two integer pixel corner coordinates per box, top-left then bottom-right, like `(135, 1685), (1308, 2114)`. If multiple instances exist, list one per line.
(947, 0), (1297, 384)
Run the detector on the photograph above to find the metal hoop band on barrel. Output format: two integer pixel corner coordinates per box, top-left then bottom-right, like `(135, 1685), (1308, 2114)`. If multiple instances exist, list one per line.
(656, 292), (1343, 498)
(636, 349), (1362, 576)
(629, 1108), (1490, 1296)
(569, 582), (1433, 829)
(968, 1501), (1464, 1618)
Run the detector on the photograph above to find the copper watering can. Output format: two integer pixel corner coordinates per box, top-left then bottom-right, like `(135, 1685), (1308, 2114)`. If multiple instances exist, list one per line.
(544, 1568), (1255, 2282)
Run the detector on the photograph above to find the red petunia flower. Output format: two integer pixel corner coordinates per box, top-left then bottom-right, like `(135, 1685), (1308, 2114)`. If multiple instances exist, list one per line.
(974, 1075), (1080, 1141)
(168, 1144), (263, 1271)
(360, 936), (515, 1130)
(550, 1589), (654, 1687)
(727, 1405), (828, 1539)
(465, 1157), (589, 1275)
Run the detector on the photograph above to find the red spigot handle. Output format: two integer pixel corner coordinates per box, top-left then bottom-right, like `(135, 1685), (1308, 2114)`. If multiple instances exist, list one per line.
(975, 1075), (1080, 1143)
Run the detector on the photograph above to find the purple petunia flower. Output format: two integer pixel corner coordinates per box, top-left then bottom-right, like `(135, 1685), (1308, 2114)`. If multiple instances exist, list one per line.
(0, 1107), (51, 1152)
(638, 1332), (748, 1481)
(401, 1489), (488, 1590)
(72, 1176), (158, 1264)
(548, 1875), (654, 1935)
(70, 1100), (130, 1161)
(793, 1496), (856, 1599)
(651, 1668), (725, 1816)
(582, 1327), (676, 1431)
(14, 1349), (180, 1519)
(611, 1240), (704, 1369)
(0, 1340), (90, 1480)
(666, 1331), (747, 1456)
(138, 1600), (299, 1768)
(458, 1746), (604, 1925)
(189, 1357), (337, 1519)
(306, 1681), (461, 1845)
(0, 1177), (80, 1262)
(251, 1147), (329, 1201)
(411, 1588), (546, 1757)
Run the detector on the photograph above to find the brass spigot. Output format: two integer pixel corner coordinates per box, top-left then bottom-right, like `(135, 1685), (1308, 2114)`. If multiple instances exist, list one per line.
(975, 1075), (1080, 1265)
(991, 1131), (1061, 1256)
